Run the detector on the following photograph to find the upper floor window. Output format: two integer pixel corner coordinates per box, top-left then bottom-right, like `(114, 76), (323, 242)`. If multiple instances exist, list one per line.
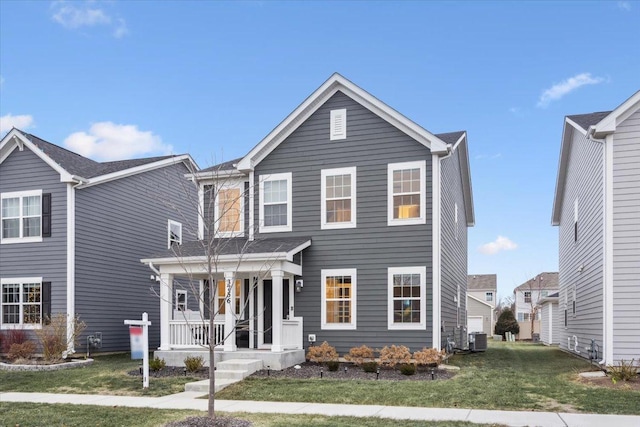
(387, 160), (426, 226)
(1, 190), (49, 244)
(215, 183), (244, 237)
(485, 292), (493, 302)
(330, 109), (347, 140)
(388, 266), (426, 330)
(321, 167), (356, 229)
(322, 269), (356, 330)
(1, 278), (43, 329)
(259, 173), (292, 233)
(524, 291), (532, 303)
(168, 220), (182, 248)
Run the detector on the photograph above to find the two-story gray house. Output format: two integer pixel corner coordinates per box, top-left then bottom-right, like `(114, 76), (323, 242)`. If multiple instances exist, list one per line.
(551, 90), (640, 366)
(0, 129), (198, 353)
(144, 74), (474, 368)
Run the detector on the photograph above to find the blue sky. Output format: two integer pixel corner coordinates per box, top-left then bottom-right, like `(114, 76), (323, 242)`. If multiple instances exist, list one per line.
(1, 1), (638, 300)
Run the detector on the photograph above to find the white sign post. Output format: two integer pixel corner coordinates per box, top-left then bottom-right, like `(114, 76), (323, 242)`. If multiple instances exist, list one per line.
(124, 312), (152, 389)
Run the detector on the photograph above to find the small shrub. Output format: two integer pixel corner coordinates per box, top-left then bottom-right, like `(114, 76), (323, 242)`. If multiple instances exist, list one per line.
(379, 345), (411, 367)
(399, 363), (416, 376)
(34, 313), (87, 363)
(306, 341), (338, 364)
(8, 341), (36, 361)
(361, 361), (379, 373)
(2, 329), (27, 353)
(344, 345), (375, 365)
(184, 355), (205, 372)
(327, 360), (340, 371)
(413, 347), (446, 367)
(149, 357), (166, 371)
(608, 359), (638, 383)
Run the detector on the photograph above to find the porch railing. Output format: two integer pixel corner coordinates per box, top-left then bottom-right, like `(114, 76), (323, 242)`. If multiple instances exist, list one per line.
(169, 319), (224, 348)
(282, 316), (303, 350)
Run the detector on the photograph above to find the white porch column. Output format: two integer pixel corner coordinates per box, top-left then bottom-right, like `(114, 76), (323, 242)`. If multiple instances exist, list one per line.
(271, 269), (284, 352)
(223, 271), (237, 352)
(159, 273), (173, 351)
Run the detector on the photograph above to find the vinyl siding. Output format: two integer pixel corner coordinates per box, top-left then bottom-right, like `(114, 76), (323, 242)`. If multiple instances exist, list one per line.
(440, 147), (469, 348)
(540, 301), (560, 345)
(467, 297), (491, 334)
(254, 91), (434, 353)
(468, 290), (495, 307)
(0, 147), (67, 336)
(75, 163), (197, 352)
(611, 108), (640, 362)
(557, 127), (604, 358)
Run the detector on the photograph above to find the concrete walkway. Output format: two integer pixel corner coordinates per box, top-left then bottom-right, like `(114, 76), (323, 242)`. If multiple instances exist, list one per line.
(2, 391), (640, 427)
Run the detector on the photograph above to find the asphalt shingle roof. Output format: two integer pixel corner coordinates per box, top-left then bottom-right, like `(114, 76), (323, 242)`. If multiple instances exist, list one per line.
(199, 158), (243, 173)
(435, 131), (466, 145)
(514, 272), (559, 291)
(567, 111), (611, 131)
(467, 274), (497, 291)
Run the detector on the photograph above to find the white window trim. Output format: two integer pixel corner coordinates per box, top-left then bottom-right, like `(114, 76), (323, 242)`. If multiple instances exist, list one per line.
(321, 268), (357, 330)
(259, 172), (292, 233)
(330, 109), (347, 141)
(167, 219), (182, 249)
(320, 166), (356, 230)
(387, 160), (426, 226)
(485, 292), (493, 302)
(1, 190), (43, 244)
(1, 277), (43, 330)
(387, 266), (426, 330)
(214, 181), (245, 238)
(175, 289), (187, 311)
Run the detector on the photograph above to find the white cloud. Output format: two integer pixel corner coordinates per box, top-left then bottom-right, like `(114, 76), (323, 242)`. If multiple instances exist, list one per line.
(478, 236), (518, 255)
(0, 114), (35, 135)
(50, 1), (128, 38)
(618, 1), (631, 11)
(63, 122), (173, 161)
(537, 73), (605, 108)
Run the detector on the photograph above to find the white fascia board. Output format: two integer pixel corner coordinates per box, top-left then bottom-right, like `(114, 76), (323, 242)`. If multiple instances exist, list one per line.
(237, 73), (449, 171)
(455, 134), (475, 226)
(187, 169), (246, 181)
(285, 239), (311, 261)
(551, 120), (575, 226)
(141, 251), (290, 265)
(593, 91), (640, 138)
(0, 129), (77, 182)
(467, 293), (493, 308)
(79, 154), (198, 188)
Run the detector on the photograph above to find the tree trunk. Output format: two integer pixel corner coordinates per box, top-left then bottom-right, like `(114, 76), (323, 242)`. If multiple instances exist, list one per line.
(208, 309), (215, 417)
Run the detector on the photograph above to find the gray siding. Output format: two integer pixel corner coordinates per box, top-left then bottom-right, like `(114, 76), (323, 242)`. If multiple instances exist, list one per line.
(467, 297), (491, 335)
(254, 91), (434, 353)
(440, 147), (469, 348)
(557, 127), (604, 358)
(611, 109), (640, 362)
(75, 163), (197, 352)
(0, 148), (67, 338)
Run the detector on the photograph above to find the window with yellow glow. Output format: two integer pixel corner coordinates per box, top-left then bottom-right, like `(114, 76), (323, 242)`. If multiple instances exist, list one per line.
(217, 188), (242, 234)
(388, 161), (426, 226)
(321, 269), (356, 329)
(216, 279), (241, 315)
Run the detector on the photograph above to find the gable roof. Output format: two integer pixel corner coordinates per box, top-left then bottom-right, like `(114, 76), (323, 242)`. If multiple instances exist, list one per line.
(514, 272), (559, 292)
(552, 90), (640, 225)
(0, 128), (198, 185)
(236, 73), (451, 172)
(467, 274), (497, 291)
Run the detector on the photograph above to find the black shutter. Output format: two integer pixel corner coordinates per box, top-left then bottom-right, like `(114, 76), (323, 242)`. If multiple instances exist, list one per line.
(203, 280), (210, 319)
(42, 281), (52, 325)
(42, 193), (52, 238)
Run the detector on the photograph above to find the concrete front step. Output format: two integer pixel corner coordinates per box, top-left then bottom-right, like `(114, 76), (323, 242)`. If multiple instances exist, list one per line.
(217, 359), (263, 372)
(185, 378), (236, 393)
(184, 359), (263, 394)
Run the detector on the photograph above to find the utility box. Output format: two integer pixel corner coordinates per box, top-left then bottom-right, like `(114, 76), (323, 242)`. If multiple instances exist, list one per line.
(469, 332), (488, 352)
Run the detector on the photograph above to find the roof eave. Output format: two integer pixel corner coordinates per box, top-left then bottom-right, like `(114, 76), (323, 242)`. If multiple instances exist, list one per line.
(551, 119), (575, 226)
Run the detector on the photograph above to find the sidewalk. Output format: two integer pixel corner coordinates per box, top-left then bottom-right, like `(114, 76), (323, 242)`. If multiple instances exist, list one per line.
(2, 391), (640, 427)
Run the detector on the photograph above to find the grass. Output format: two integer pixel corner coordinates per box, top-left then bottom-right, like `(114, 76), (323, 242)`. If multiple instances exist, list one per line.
(0, 403), (492, 427)
(0, 353), (197, 397)
(216, 341), (640, 415)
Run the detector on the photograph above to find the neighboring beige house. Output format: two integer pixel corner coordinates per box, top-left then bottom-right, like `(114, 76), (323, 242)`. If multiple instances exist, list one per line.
(467, 274), (496, 335)
(514, 272), (559, 340)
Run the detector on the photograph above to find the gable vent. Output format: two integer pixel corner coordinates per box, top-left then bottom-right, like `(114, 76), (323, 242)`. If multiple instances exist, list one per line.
(330, 109), (347, 140)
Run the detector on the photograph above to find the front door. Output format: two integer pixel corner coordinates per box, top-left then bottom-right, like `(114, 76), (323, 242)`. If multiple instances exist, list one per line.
(260, 279), (289, 347)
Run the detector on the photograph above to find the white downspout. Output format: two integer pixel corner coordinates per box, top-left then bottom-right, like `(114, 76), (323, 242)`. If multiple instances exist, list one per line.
(432, 153), (442, 350)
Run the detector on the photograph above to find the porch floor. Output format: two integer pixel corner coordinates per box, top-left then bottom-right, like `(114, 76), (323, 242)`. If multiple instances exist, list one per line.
(155, 348), (305, 371)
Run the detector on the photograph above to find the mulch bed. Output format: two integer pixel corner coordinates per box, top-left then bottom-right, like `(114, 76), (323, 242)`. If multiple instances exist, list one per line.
(127, 366), (210, 379)
(164, 416), (252, 427)
(578, 375), (640, 391)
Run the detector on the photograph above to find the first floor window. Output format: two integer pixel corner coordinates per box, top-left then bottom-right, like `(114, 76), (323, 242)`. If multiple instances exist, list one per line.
(388, 266), (426, 330)
(175, 289), (187, 311)
(321, 269), (356, 330)
(1, 190), (44, 243)
(216, 279), (241, 315)
(1, 278), (44, 328)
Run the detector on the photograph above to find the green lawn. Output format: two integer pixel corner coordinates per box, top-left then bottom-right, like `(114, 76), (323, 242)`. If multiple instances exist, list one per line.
(217, 341), (640, 415)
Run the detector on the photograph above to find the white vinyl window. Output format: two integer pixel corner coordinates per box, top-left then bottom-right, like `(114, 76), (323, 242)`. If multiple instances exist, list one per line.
(485, 292), (493, 302)
(321, 269), (356, 330)
(524, 291), (532, 303)
(1, 190), (43, 244)
(1, 278), (42, 329)
(215, 182), (245, 237)
(259, 173), (292, 233)
(321, 167), (356, 229)
(388, 161), (426, 226)
(167, 220), (182, 248)
(216, 279), (242, 316)
(330, 109), (347, 140)
(175, 289), (187, 311)
(388, 266), (426, 330)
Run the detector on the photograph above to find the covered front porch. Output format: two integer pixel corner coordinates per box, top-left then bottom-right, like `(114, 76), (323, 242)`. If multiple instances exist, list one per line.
(141, 237), (311, 368)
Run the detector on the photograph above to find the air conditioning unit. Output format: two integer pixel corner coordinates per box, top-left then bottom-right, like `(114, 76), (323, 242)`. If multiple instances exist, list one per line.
(469, 332), (487, 352)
